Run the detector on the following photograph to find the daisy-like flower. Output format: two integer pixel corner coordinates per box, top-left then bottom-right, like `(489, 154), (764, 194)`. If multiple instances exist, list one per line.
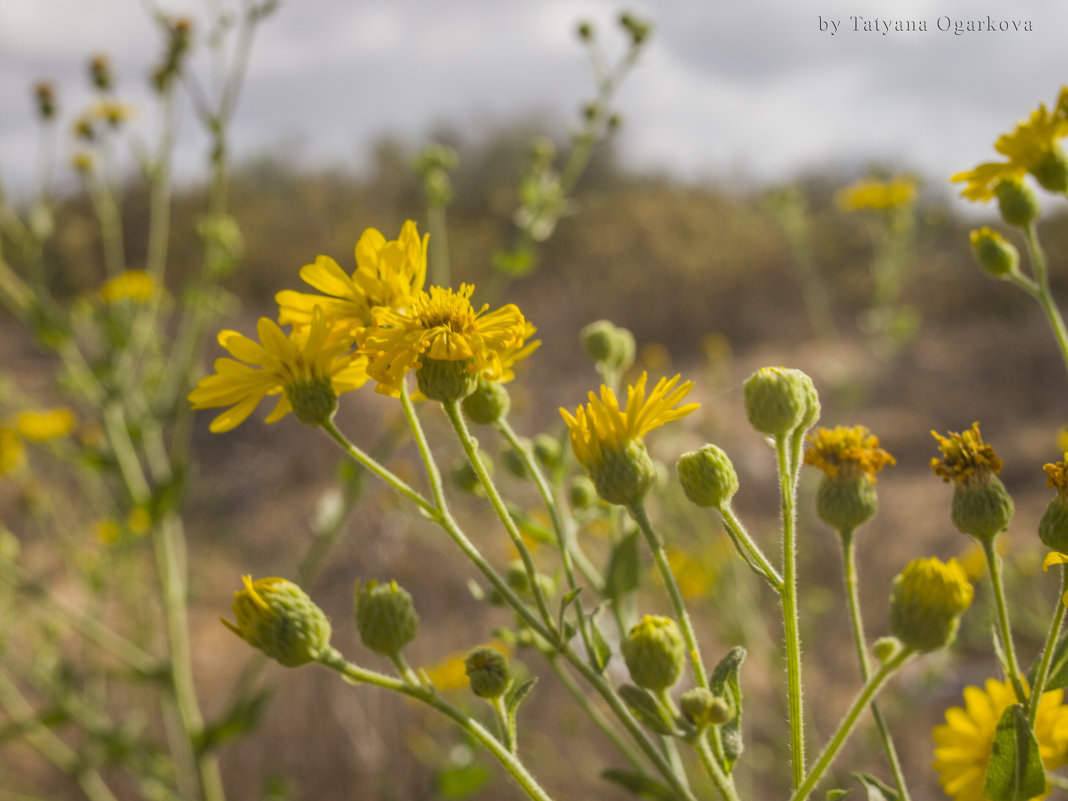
(560, 372), (699, 505)
(188, 309), (368, 432)
(952, 87), (1068, 201)
(359, 283), (532, 401)
(835, 177), (916, 212)
(931, 422), (1003, 487)
(933, 678), (1068, 801)
(276, 221), (428, 335)
(804, 425), (895, 482)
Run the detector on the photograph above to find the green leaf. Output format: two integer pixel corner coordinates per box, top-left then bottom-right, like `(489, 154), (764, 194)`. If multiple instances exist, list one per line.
(590, 612), (612, 673)
(604, 531), (641, 600)
(506, 678), (537, 717)
(601, 769), (681, 801)
(195, 691), (271, 754)
(852, 772), (899, 801)
(559, 586), (583, 632)
(826, 791), (850, 801)
(1028, 631), (1068, 691)
(983, 704), (1046, 801)
(709, 646), (746, 771)
(436, 763), (490, 798)
(617, 684), (679, 736)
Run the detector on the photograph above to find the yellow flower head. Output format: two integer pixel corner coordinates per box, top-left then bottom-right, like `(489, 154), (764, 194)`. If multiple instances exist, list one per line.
(952, 87), (1068, 201)
(835, 177), (916, 211)
(804, 425), (895, 482)
(889, 556), (973, 652)
(188, 309), (368, 432)
(1044, 456), (1068, 500)
(560, 372), (699, 472)
(360, 283), (532, 398)
(0, 426), (26, 476)
(933, 678), (1068, 801)
(276, 221), (428, 334)
(99, 270), (157, 305)
(931, 422), (1003, 486)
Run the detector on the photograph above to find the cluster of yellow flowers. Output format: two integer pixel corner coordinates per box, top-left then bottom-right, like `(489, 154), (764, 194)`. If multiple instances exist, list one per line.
(189, 221), (538, 431)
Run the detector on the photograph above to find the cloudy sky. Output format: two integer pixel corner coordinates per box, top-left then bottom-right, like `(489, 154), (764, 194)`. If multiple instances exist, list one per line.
(2, 0), (1066, 202)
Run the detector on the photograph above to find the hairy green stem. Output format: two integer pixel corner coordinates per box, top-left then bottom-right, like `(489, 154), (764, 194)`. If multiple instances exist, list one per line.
(839, 529), (910, 800)
(1028, 566), (1068, 727)
(319, 648), (554, 801)
(788, 648), (912, 801)
(982, 537), (1028, 702)
(776, 435), (805, 787)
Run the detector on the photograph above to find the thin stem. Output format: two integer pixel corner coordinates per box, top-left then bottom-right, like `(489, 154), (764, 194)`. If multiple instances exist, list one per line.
(319, 418), (437, 518)
(628, 500), (709, 688)
(443, 400), (557, 635)
(319, 648), (555, 801)
(982, 536), (1028, 702)
(788, 648), (913, 801)
(717, 502), (783, 591)
(776, 435), (805, 788)
(1028, 567), (1068, 727)
(839, 528), (910, 801)
(1022, 224), (1068, 376)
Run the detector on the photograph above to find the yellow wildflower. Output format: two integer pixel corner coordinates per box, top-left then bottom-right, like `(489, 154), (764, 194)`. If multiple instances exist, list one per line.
(188, 309), (367, 432)
(930, 422), (1003, 486)
(0, 426), (26, 476)
(933, 678), (1068, 801)
(952, 87), (1068, 201)
(561, 372), (698, 472)
(804, 425), (895, 482)
(15, 408), (75, 442)
(1044, 456), (1068, 498)
(835, 177), (916, 211)
(276, 221), (428, 335)
(360, 283), (532, 399)
(99, 270), (156, 305)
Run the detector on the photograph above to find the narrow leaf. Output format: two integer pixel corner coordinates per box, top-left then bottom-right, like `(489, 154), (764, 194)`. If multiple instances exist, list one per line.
(505, 678), (537, 717)
(983, 704), (1045, 801)
(1028, 631), (1068, 691)
(709, 646), (746, 770)
(618, 684), (679, 737)
(852, 772), (899, 801)
(559, 586), (583, 632)
(604, 531), (641, 600)
(590, 615), (612, 673)
(826, 791), (850, 801)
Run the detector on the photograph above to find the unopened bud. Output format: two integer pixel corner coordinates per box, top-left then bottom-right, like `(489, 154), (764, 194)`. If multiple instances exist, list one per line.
(743, 367), (810, 438)
(621, 615), (686, 691)
(462, 377), (510, 424)
(224, 576), (331, 667)
(996, 177), (1040, 228)
(969, 227), (1018, 278)
(465, 647), (512, 698)
(354, 580), (418, 657)
(676, 444), (738, 509)
(889, 558), (973, 652)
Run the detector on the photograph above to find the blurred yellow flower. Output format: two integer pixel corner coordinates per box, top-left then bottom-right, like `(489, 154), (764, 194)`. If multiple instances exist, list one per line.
(560, 372), (699, 472)
(360, 283), (532, 397)
(933, 678), (1068, 801)
(276, 221), (428, 335)
(15, 408), (75, 442)
(189, 309), (367, 432)
(804, 425), (895, 482)
(931, 422), (1003, 486)
(91, 99), (134, 127)
(0, 426), (26, 476)
(952, 87), (1068, 201)
(94, 518), (121, 545)
(835, 177), (916, 211)
(100, 270), (157, 305)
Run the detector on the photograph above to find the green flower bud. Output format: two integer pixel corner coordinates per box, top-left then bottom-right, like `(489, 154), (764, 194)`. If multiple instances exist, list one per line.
(889, 557), (973, 652)
(505, 560), (555, 602)
(872, 636), (902, 663)
(568, 475), (598, 510)
(1032, 144), (1068, 194)
(816, 474), (878, 531)
(416, 357), (479, 402)
(676, 444), (739, 508)
(465, 647), (512, 698)
(287, 377), (338, 427)
(621, 615), (686, 691)
(224, 576), (331, 667)
(576, 20), (594, 40)
(743, 367), (810, 438)
(679, 687), (730, 728)
(533, 433), (562, 470)
(795, 370), (821, 433)
(354, 580), (418, 657)
(580, 320), (635, 372)
(969, 227), (1019, 278)
(501, 445), (528, 479)
(996, 178), (1040, 228)
(951, 477), (1014, 543)
(462, 377), (510, 424)
(589, 438), (657, 506)
(1040, 496), (1068, 552)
